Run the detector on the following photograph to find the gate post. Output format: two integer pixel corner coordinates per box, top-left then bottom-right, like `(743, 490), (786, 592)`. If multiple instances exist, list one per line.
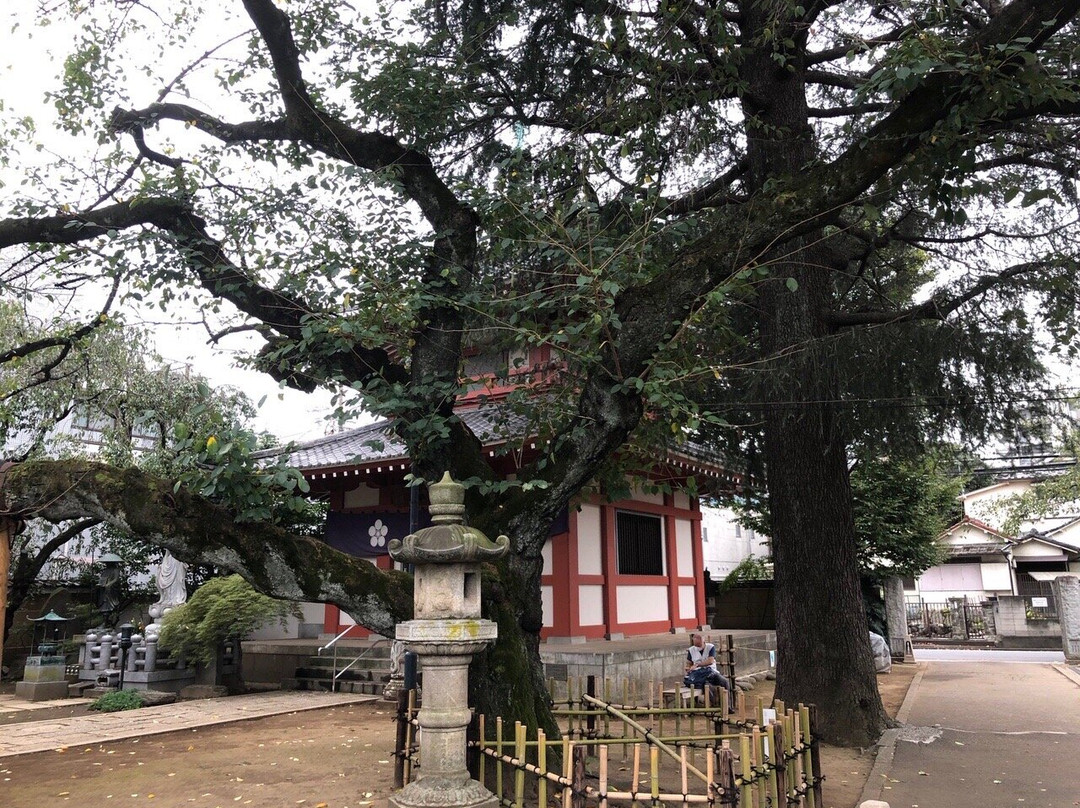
(1051, 575), (1080, 662)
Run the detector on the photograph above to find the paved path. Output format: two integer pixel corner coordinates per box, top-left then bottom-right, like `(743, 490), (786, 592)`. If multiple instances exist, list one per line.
(915, 648), (1066, 663)
(0, 690), (377, 758)
(864, 661), (1080, 807)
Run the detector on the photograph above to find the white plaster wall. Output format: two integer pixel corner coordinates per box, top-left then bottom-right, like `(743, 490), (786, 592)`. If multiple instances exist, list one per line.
(617, 585), (668, 624)
(700, 505), (770, 579)
(980, 562), (1013, 591)
(675, 519), (694, 577)
(630, 484), (665, 505)
(542, 585), (554, 628)
(673, 491), (691, 510)
(577, 505), (603, 575)
(247, 602), (326, 639)
(962, 480), (1033, 527)
(919, 563), (983, 591)
(542, 537), (553, 575)
(579, 585), (604, 625)
(1013, 541), (1068, 559)
(678, 585), (696, 620)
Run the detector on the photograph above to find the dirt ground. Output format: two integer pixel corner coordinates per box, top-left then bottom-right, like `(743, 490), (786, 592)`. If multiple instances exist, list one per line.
(0, 664), (918, 808)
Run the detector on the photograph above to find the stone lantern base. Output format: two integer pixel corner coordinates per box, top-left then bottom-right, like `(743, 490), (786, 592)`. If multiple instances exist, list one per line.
(391, 774), (498, 808)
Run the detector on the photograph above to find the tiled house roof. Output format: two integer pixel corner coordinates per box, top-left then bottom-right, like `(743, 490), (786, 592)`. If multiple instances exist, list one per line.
(259, 404), (734, 484)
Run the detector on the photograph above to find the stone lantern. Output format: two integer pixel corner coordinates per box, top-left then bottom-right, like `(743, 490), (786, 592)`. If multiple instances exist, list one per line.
(388, 472), (509, 808)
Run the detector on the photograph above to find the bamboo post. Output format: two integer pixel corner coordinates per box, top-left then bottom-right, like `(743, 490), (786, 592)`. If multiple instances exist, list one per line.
(725, 634), (736, 683)
(562, 739), (573, 808)
(739, 733), (752, 808)
(599, 743), (609, 808)
(772, 720), (787, 806)
(623, 680), (631, 761)
(808, 704), (824, 808)
(706, 743), (715, 808)
(791, 709), (804, 802)
(572, 744), (587, 808)
(587, 675), (598, 745)
(650, 746), (660, 803)
(717, 741), (735, 807)
(496, 715), (504, 800)
(538, 728), (548, 808)
(604, 677), (612, 739)
(514, 721), (526, 808)
(765, 722), (778, 807)
(799, 706), (814, 808)
(752, 726), (765, 808)
(658, 682), (665, 739)
(680, 745), (689, 808)
(632, 742), (642, 807)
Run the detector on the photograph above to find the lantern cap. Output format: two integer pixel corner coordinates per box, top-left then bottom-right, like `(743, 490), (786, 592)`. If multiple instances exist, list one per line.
(29, 610), (70, 622)
(388, 472), (509, 564)
(98, 553), (124, 564)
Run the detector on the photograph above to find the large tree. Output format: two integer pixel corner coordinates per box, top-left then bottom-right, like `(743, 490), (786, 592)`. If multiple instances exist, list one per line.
(4, 0), (1080, 745)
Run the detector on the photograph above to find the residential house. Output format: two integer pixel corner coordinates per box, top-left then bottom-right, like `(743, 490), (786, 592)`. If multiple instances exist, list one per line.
(909, 478), (1080, 605)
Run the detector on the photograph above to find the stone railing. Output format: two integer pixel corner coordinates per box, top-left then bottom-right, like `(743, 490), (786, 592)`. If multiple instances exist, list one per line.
(79, 628), (195, 693)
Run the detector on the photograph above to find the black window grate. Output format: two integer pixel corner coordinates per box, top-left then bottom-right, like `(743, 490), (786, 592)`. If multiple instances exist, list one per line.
(616, 511), (664, 575)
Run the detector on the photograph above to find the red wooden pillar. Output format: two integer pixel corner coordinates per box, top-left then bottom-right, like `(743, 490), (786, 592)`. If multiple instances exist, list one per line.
(663, 494), (680, 631)
(564, 508), (581, 636)
(691, 498), (707, 627)
(550, 530), (572, 637)
(600, 504), (619, 637)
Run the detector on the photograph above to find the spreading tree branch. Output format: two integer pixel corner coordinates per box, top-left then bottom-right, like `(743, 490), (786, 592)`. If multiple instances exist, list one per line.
(827, 258), (1074, 328)
(0, 459), (412, 635)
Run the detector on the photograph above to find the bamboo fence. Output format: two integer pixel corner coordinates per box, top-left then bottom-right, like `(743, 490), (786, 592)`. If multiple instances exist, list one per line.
(396, 676), (824, 808)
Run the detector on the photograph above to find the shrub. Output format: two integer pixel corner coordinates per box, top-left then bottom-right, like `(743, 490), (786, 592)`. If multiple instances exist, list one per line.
(158, 575), (301, 665)
(89, 690), (145, 712)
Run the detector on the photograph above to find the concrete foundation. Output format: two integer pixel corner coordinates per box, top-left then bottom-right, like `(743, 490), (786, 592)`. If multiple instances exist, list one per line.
(16, 655), (69, 701)
(539, 630), (776, 688)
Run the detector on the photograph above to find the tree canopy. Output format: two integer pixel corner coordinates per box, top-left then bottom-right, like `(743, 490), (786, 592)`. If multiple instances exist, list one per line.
(4, 0), (1080, 745)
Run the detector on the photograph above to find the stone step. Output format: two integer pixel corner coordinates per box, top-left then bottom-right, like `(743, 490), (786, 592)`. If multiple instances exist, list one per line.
(302, 656), (393, 673)
(293, 676), (386, 695)
(294, 666), (383, 683)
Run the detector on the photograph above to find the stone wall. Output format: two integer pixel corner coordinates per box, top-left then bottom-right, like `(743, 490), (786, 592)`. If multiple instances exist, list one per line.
(990, 596), (1061, 650)
(540, 631), (777, 689)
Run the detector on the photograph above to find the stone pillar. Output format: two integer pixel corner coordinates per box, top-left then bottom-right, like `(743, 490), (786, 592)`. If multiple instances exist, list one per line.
(388, 473), (510, 808)
(1051, 575), (1080, 662)
(97, 632), (113, 671)
(883, 577), (912, 661)
(144, 635), (158, 672)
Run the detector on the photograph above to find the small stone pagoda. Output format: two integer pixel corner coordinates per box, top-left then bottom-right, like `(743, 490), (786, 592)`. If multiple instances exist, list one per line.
(388, 472), (509, 808)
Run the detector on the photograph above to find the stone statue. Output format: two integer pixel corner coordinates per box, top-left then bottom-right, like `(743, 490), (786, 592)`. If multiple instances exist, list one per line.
(145, 550), (188, 637)
(155, 550), (188, 609)
(95, 556), (123, 623)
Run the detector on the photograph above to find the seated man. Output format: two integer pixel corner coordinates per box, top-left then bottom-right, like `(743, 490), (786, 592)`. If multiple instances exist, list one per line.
(683, 633), (734, 709)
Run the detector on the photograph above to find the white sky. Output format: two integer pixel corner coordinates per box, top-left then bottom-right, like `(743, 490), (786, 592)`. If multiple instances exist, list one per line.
(0, 5), (344, 443)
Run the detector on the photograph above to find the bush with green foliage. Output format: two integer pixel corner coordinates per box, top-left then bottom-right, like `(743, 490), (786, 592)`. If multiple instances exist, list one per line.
(158, 575), (301, 665)
(88, 690), (145, 712)
(716, 555), (772, 596)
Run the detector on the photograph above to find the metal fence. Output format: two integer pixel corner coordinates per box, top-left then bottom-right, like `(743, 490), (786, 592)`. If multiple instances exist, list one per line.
(906, 600), (991, 640)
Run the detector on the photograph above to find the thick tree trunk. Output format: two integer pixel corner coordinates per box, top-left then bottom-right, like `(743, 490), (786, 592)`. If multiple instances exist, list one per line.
(0, 517), (10, 666)
(739, 3), (887, 746)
